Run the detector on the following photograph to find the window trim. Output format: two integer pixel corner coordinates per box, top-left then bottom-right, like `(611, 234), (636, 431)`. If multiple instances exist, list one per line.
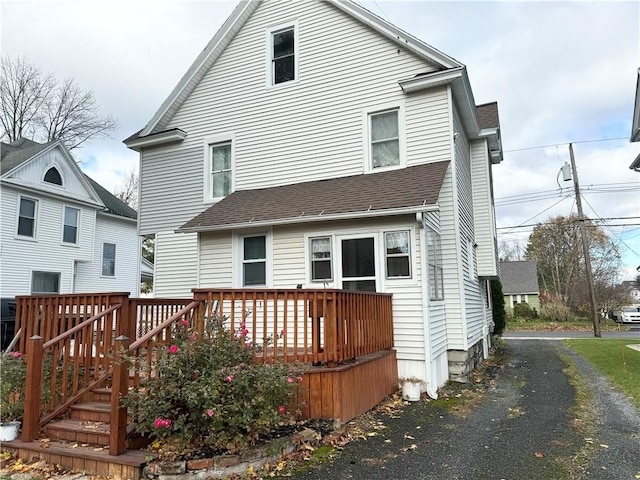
(16, 196), (38, 240)
(265, 21), (299, 88)
(336, 233), (380, 292)
(384, 230), (412, 279)
(42, 164), (64, 187)
(426, 226), (444, 301)
(309, 236), (333, 283)
(101, 242), (116, 277)
(31, 270), (61, 295)
(62, 205), (80, 245)
(363, 102), (406, 173)
(203, 134), (235, 204)
(234, 231), (273, 288)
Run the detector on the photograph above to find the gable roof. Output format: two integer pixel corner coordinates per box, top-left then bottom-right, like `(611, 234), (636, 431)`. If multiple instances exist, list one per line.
(0, 138), (136, 220)
(129, 0), (466, 142)
(179, 160), (450, 232)
(477, 102), (500, 130)
(499, 260), (539, 295)
(631, 68), (640, 143)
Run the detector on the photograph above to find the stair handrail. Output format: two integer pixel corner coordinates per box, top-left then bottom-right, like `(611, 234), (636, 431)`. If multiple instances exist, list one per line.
(41, 304), (121, 349)
(129, 300), (202, 351)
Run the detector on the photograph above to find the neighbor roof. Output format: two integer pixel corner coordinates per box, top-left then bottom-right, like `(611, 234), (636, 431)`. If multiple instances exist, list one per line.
(499, 260), (539, 295)
(476, 102), (500, 130)
(84, 175), (137, 220)
(179, 160), (450, 232)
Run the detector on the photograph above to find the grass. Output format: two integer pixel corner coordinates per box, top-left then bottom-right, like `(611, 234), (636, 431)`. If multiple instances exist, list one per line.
(506, 318), (630, 332)
(564, 338), (640, 410)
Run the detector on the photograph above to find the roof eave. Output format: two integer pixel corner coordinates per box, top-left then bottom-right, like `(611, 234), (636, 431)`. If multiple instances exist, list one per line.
(124, 128), (188, 151)
(478, 127), (503, 164)
(631, 68), (640, 143)
(177, 204), (440, 234)
(630, 151), (640, 172)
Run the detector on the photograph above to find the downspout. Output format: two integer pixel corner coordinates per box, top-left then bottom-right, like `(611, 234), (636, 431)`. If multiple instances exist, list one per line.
(419, 215), (438, 399)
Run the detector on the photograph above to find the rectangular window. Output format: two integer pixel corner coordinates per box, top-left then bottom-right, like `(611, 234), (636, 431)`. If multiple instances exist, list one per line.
(17, 197), (37, 238)
(210, 142), (232, 199)
(341, 237), (376, 292)
(272, 27), (295, 84)
(310, 236), (332, 282)
(426, 228), (444, 300)
(63, 206), (79, 244)
(102, 243), (116, 277)
(243, 235), (266, 286)
(370, 109), (400, 168)
(31, 271), (60, 295)
(385, 231), (411, 278)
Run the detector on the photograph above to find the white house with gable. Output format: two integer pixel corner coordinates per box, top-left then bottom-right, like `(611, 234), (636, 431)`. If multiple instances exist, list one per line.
(125, 0), (503, 392)
(0, 138), (141, 298)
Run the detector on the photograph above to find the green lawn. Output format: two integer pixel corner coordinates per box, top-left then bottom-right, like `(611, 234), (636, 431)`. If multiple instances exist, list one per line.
(564, 339), (640, 410)
(506, 318), (629, 332)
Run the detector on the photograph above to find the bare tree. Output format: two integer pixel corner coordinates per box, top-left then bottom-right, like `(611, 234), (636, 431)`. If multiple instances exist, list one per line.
(0, 55), (117, 149)
(114, 170), (139, 210)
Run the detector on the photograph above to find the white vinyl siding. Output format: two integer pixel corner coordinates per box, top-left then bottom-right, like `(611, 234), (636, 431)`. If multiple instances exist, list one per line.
(471, 138), (499, 277)
(154, 231), (198, 298)
(423, 210), (447, 359)
(198, 231), (234, 288)
(138, 0), (443, 234)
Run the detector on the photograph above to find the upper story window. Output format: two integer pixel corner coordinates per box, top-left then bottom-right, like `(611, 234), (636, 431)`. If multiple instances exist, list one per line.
(426, 227), (444, 301)
(43, 167), (63, 186)
(63, 206), (80, 244)
(384, 231), (411, 278)
(310, 236), (332, 282)
(17, 197), (37, 238)
(272, 27), (295, 84)
(102, 243), (116, 277)
(371, 110), (400, 168)
(204, 136), (234, 203)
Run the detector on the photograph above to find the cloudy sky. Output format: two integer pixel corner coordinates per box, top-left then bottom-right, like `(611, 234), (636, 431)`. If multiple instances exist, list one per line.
(2, 0), (639, 279)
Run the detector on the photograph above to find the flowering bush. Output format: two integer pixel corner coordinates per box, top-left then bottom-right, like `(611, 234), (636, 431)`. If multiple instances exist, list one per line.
(0, 352), (26, 423)
(123, 315), (305, 452)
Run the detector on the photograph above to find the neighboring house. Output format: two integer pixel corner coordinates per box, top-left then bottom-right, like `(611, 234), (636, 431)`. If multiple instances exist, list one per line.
(125, 0), (503, 390)
(630, 67), (640, 171)
(620, 280), (640, 304)
(0, 138), (141, 298)
(499, 260), (540, 313)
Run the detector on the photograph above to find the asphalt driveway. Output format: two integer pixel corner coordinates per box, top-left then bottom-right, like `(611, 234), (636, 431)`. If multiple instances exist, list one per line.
(289, 339), (640, 480)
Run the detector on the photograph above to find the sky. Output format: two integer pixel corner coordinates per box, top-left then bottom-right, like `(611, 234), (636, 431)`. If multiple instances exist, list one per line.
(2, 0), (639, 280)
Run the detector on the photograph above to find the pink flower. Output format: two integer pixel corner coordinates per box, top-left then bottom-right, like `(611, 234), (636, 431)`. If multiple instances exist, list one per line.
(168, 345), (179, 354)
(280, 329), (286, 336)
(278, 406), (286, 415)
(297, 376), (303, 382)
(162, 419), (171, 428)
(226, 375), (234, 383)
(154, 418), (164, 428)
(11, 352), (22, 358)
(287, 377), (295, 383)
(188, 332), (198, 341)
(180, 319), (189, 326)
(207, 409), (214, 417)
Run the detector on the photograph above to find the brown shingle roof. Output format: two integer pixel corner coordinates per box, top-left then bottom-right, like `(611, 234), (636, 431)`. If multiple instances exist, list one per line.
(180, 161), (450, 232)
(476, 102), (500, 130)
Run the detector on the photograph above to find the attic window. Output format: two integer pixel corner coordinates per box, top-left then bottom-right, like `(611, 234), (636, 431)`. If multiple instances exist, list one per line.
(44, 167), (63, 186)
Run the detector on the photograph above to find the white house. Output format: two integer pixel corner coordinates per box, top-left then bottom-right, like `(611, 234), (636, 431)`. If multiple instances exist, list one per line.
(0, 138), (141, 298)
(125, 0), (503, 392)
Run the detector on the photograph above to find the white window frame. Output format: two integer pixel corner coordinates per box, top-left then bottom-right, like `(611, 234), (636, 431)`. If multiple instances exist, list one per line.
(336, 232), (380, 292)
(31, 270), (61, 295)
(42, 163), (65, 187)
(203, 134), (235, 204)
(309, 236), (333, 283)
(16, 196), (38, 240)
(363, 102), (406, 173)
(102, 242), (116, 277)
(265, 21), (299, 88)
(62, 205), (80, 245)
(384, 230), (412, 279)
(426, 226), (444, 301)
(234, 231), (273, 288)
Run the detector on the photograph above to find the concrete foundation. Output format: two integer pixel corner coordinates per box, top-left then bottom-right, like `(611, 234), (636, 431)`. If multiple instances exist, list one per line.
(447, 339), (485, 383)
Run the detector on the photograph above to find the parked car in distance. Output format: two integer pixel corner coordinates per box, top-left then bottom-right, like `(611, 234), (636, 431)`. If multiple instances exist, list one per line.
(611, 305), (640, 324)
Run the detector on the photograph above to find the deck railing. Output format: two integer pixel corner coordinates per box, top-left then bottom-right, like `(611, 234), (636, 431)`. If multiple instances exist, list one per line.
(14, 288), (394, 456)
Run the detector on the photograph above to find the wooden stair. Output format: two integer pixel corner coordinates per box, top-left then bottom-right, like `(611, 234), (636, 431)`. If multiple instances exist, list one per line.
(1, 386), (153, 479)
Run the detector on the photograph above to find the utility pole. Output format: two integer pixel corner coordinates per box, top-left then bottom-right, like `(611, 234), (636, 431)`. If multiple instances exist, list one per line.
(569, 143), (601, 337)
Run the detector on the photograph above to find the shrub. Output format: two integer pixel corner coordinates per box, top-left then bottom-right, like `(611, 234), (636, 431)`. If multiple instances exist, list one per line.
(513, 302), (535, 320)
(490, 279), (506, 336)
(123, 315), (305, 452)
(0, 352), (26, 423)
(540, 302), (571, 322)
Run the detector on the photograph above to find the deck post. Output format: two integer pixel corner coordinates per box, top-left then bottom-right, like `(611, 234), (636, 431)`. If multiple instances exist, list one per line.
(21, 335), (43, 442)
(109, 335), (130, 456)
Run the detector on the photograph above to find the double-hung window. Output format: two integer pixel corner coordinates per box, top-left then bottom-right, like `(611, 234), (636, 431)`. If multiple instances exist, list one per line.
(426, 227), (444, 300)
(31, 271), (60, 294)
(370, 109), (400, 169)
(17, 197), (37, 238)
(271, 27), (295, 85)
(310, 236), (332, 282)
(102, 243), (116, 277)
(384, 231), (411, 278)
(210, 142), (232, 199)
(242, 235), (267, 286)
(63, 206), (80, 244)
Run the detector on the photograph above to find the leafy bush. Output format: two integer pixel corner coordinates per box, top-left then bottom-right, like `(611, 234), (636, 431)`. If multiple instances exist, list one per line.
(513, 302), (535, 320)
(123, 315), (305, 452)
(0, 352), (26, 422)
(540, 302), (571, 322)
(490, 279), (506, 336)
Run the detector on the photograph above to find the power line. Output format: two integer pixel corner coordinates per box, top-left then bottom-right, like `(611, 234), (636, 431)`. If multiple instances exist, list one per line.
(504, 136), (629, 153)
(581, 196), (640, 257)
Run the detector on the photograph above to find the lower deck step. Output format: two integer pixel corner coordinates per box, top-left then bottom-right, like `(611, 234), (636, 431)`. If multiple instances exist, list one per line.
(44, 418), (110, 446)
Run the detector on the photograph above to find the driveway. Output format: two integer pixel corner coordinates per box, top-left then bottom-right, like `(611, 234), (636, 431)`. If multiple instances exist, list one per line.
(289, 339), (640, 480)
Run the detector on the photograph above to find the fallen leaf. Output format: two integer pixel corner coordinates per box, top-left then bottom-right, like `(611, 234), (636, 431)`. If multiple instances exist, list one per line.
(599, 444), (609, 449)
(367, 432), (377, 437)
(384, 439), (392, 443)
(534, 452), (545, 458)
(403, 434), (415, 440)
